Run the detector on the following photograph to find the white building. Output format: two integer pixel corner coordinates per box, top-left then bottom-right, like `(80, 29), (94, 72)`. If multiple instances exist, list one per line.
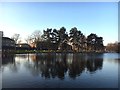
(0, 31), (3, 52)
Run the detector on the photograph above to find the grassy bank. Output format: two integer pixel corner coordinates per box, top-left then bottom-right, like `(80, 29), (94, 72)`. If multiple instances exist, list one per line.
(2, 50), (107, 54)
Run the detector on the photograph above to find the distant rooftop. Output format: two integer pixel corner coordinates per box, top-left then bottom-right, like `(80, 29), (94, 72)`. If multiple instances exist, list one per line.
(2, 37), (15, 41)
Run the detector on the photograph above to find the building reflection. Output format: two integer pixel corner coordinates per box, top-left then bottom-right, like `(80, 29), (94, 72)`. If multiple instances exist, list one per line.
(2, 54), (20, 73)
(2, 54), (15, 65)
(2, 53), (104, 79)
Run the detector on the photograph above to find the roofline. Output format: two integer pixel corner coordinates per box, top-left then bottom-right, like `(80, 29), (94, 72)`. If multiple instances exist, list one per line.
(2, 37), (15, 41)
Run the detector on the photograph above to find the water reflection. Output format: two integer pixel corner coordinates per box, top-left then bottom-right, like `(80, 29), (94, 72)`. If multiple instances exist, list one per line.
(2, 54), (20, 73)
(2, 53), (104, 79)
(2, 54), (15, 65)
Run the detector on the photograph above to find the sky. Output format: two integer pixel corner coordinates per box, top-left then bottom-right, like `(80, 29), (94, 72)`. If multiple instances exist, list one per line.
(0, 2), (118, 45)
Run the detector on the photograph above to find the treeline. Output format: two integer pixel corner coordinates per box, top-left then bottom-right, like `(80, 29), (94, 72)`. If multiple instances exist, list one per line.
(25, 27), (104, 52)
(106, 42), (120, 53)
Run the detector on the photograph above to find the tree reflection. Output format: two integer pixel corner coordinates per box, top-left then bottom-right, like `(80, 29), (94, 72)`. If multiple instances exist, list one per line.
(2, 53), (104, 79)
(68, 54), (85, 79)
(86, 54), (103, 73)
(24, 53), (103, 79)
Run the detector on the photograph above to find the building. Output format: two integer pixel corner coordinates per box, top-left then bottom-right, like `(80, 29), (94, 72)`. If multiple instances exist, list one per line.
(37, 41), (58, 50)
(16, 43), (31, 50)
(58, 39), (72, 51)
(1, 31), (15, 52)
(2, 37), (16, 52)
(0, 31), (3, 53)
(0, 31), (3, 37)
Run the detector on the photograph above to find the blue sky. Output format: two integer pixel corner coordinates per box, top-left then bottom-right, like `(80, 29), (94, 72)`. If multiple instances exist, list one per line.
(0, 2), (118, 45)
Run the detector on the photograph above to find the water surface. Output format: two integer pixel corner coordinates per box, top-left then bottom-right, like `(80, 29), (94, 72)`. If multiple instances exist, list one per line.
(2, 53), (119, 88)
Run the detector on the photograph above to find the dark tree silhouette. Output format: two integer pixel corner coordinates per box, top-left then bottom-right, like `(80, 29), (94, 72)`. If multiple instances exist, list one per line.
(87, 33), (104, 52)
(69, 27), (86, 52)
(26, 27), (105, 52)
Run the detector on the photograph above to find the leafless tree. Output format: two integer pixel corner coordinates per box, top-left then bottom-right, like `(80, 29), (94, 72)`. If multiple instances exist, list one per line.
(25, 30), (43, 47)
(11, 34), (20, 44)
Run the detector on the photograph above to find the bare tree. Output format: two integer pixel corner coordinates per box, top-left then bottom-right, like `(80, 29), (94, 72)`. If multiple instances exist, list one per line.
(25, 30), (42, 48)
(25, 35), (32, 44)
(11, 34), (20, 44)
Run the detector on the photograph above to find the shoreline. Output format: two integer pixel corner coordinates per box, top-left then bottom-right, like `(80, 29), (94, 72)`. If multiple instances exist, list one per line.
(1, 50), (119, 54)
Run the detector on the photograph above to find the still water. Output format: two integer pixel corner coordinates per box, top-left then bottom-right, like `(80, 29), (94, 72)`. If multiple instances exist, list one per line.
(1, 53), (120, 88)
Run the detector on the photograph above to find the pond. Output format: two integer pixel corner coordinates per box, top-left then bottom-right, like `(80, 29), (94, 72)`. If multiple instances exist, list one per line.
(1, 53), (120, 88)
